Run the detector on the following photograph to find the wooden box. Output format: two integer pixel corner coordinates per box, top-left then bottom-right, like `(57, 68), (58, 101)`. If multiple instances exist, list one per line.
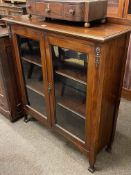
(26, 0), (108, 27)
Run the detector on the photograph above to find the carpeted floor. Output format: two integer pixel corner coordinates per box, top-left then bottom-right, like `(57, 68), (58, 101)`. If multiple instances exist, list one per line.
(0, 99), (131, 175)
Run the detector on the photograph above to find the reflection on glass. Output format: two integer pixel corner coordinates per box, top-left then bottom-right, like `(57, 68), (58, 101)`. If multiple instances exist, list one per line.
(17, 36), (47, 117)
(52, 46), (88, 141)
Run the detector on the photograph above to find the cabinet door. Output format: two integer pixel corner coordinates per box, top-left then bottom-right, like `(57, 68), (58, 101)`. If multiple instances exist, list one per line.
(12, 26), (51, 126)
(107, 0), (124, 17)
(45, 34), (95, 150)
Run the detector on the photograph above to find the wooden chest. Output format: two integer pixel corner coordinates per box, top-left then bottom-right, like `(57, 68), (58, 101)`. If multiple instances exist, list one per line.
(26, 0), (108, 27)
(0, 3), (26, 18)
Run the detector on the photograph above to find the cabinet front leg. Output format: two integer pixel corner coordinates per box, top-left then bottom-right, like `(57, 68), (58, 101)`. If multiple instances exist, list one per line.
(88, 151), (96, 173)
(24, 114), (30, 123)
(105, 145), (112, 153)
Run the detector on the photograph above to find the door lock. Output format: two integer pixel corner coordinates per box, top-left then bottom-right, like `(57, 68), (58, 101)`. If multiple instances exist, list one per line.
(48, 83), (52, 93)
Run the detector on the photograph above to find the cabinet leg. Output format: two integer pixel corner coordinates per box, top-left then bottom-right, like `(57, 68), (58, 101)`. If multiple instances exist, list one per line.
(105, 144), (112, 153)
(88, 151), (96, 173)
(84, 22), (90, 28)
(28, 14), (32, 19)
(88, 165), (95, 173)
(101, 18), (106, 24)
(24, 115), (36, 123)
(24, 115), (30, 123)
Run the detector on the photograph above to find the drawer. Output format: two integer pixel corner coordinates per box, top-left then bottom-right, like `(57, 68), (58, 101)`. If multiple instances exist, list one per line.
(64, 3), (84, 21)
(26, 0), (36, 15)
(36, 2), (64, 19)
(35, 2), (46, 15)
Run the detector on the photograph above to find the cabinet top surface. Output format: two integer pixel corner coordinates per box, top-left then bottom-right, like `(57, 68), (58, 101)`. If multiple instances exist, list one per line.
(3, 15), (131, 42)
(0, 28), (8, 38)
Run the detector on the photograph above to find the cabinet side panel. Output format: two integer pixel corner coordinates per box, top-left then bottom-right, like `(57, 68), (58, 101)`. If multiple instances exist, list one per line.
(0, 36), (23, 121)
(97, 34), (129, 152)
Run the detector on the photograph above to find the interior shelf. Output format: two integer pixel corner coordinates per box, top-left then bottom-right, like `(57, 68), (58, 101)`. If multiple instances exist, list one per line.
(55, 63), (87, 85)
(26, 78), (45, 97)
(56, 83), (86, 118)
(26, 88), (46, 116)
(57, 102), (85, 119)
(21, 55), (42, 67)
(26, 85), (45, 97)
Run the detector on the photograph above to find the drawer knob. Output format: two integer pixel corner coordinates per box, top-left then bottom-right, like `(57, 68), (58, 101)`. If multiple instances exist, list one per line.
(69, 9), (75, 15)
(45, 8), (51, 13)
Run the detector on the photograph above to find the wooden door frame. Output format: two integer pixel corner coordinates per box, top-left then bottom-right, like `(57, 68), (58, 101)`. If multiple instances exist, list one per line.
(11, 25), (51, 127)
(45, 32), (106, 168)
(45, 33), (95, 152)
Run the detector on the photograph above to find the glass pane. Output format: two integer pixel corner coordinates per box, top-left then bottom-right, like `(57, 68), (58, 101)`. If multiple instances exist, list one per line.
(52, 46), (88, 141)
(128, 1), (131, 14)
(17, 36), (47, 117)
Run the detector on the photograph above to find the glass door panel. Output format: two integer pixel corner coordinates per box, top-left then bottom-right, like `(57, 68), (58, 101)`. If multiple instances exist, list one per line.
(17, 36), (47, 117)
(52, 46), (88, 141)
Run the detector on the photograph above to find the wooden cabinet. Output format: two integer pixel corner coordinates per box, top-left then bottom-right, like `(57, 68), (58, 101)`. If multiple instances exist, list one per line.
(0, 27), (23, 121)
(0, 3), (26, 17)
(6, 15), (130, 172)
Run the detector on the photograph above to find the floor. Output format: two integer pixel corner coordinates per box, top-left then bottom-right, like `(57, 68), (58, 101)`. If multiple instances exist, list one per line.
(0, 99), (131, 175)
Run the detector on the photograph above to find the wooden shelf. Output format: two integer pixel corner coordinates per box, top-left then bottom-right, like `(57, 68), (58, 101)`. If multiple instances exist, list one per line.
(21, 54), (42, 67)
(55, 63), (87, 85)
(57, 102), (85, 119)
(26, 78), (45, 97)
(56, 84), (86, 119)
(26, 85), (45, 97)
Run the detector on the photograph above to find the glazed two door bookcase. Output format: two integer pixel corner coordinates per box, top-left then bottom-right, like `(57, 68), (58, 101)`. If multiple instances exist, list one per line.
(11, 25), (91, 143)
(10, 20), (129, 172)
